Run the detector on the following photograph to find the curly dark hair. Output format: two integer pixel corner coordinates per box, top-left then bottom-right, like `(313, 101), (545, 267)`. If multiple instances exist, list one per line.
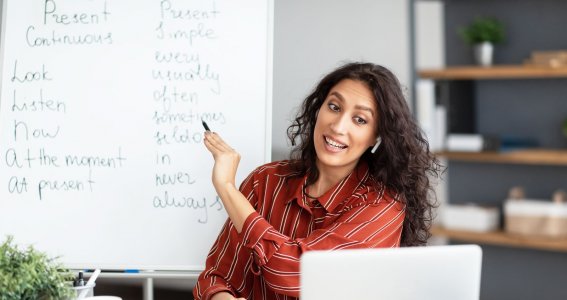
(287, 62), (442, 246)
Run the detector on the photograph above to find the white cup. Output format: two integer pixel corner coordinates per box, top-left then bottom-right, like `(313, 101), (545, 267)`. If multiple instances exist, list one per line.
(71, 283), (95, 299)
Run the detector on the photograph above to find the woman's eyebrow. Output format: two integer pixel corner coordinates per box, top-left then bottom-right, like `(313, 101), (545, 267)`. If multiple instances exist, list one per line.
(329, 91), (375, 117)
(329, 91), (345, 102)
(355, 104), (375, 117)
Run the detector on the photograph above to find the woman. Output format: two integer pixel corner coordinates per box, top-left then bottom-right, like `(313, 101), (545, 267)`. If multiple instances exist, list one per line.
(194, 62), (441, 300)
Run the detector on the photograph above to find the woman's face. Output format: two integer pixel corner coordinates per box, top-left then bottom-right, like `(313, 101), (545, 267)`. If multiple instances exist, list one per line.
(313, 79), (379, 175)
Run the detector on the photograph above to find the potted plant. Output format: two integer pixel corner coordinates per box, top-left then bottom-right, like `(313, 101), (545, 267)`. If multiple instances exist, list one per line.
(0, 235), (75, 300)
(459, 17), (505, 66)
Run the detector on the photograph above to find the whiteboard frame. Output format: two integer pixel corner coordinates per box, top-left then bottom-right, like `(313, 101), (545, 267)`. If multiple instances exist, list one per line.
(0, 0), (274, 272)
(264, 0), (274, 163)
(0, 0), (7, 98)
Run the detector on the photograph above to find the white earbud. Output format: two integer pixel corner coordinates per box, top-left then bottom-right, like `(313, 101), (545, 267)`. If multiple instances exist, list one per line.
(370, 136), (382, 154)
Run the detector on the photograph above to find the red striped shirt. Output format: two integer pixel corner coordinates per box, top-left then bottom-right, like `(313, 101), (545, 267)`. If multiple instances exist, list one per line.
(193, 160), (405, 300)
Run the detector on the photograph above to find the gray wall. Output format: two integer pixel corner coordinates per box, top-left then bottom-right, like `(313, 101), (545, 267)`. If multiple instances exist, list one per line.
(272, 0), (411, 160)
(443, 0), (567, 299)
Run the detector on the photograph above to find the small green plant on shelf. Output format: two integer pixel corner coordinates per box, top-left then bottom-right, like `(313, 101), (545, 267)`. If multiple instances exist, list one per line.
(458, 17), (505, 67)
(0, 235), (74, 300)
(459, 17), (505, 45)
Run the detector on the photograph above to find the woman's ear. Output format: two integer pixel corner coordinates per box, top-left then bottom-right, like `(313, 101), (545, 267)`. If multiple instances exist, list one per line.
(370, 136), (382, 153)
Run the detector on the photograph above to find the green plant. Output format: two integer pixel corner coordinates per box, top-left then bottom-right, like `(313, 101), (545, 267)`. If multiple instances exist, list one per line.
(459, 17), (505, 45)
(0, 236), (74, 300)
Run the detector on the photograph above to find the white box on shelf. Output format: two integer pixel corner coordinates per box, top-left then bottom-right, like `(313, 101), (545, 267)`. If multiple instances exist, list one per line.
(446, 134), (484, 151)
(441, 204), (500, 232)
(446, 134), (499, 152)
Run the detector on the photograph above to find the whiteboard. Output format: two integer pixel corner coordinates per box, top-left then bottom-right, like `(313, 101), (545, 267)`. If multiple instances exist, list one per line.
(0, 0), (272, 271)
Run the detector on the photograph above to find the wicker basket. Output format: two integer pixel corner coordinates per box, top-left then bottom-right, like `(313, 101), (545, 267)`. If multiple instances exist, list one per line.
(504, 189), (567, 238)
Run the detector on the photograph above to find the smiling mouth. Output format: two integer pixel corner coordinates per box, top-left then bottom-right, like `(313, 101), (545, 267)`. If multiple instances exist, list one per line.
(324, 136), (348, 149)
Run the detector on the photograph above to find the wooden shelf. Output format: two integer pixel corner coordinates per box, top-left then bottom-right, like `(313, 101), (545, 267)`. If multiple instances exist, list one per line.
(419, 65), (567, 80)
(431, 227), (567, 253)
(435, 149), (567, 166)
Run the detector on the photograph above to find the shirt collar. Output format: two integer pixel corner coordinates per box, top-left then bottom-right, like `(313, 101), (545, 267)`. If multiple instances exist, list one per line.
(285, 161), (370, 213)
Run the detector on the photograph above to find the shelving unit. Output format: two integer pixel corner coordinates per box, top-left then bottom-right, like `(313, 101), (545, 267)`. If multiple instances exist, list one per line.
(421, 67), (567, 252)
(421, 66), (567, 297)
(413, 1), (567, 298)
(431, 227), (567, 253)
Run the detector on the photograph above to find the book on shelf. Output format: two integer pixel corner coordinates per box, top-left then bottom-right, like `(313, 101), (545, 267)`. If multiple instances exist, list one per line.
(416, 79), (447, 152)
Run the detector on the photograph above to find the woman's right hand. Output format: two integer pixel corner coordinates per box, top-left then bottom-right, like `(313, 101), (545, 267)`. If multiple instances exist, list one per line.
(210, 291), (246, 300)
(203, 131), (241, 195)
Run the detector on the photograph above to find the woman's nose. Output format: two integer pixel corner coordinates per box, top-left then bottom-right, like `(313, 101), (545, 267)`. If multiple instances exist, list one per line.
(329, 114), (349, 135)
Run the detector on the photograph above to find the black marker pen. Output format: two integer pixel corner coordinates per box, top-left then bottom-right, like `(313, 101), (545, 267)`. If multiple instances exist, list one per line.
(202, 120), (211, 131)
(74, 271), (85, 287)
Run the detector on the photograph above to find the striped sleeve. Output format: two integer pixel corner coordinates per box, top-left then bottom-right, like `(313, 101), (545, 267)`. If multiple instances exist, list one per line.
(193, 170), (260, 300)
(192, 219), (240, 300)
(238, 194), (406, 297)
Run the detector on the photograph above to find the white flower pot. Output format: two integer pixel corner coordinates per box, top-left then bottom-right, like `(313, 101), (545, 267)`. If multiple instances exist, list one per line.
(474, 42), (494, 67)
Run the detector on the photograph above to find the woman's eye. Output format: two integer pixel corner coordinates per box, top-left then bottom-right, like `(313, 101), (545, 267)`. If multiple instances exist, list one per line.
(328, 103), (340, 112)
(354, 117), (367, 125)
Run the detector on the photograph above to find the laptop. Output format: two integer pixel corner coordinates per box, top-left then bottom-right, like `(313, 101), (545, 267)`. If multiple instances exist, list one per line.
(300, 244), (482, 300)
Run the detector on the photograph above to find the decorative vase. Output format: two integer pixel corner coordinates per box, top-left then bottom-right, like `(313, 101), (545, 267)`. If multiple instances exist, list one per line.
(474, 42), (494, 67)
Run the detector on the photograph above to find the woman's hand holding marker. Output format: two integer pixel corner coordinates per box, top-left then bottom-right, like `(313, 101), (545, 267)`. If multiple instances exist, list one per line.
(201, 120), (255, 233)
(202, 123), (241, 192)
